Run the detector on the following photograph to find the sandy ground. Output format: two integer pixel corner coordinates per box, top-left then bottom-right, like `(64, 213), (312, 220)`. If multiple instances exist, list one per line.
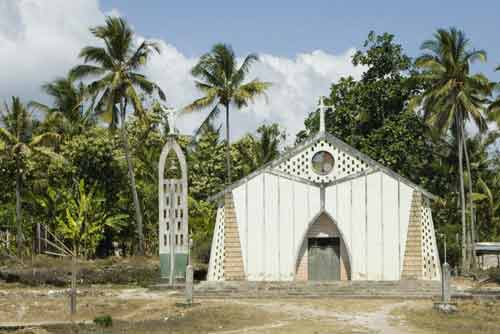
(0, 285), (495, 334)
(0, 285), (424, 333)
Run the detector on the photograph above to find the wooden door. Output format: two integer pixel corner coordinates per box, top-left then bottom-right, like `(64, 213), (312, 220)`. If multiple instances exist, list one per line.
(308, 237), (340, 281)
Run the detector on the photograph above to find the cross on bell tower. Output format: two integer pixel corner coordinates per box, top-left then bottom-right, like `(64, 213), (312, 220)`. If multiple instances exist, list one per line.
(318, 97), (334, 133)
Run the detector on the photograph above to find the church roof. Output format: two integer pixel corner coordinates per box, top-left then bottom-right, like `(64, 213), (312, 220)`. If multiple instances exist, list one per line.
(209, 130), (437, 202)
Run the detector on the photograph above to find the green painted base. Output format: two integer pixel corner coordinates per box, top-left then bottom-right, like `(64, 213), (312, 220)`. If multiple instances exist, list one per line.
(160, 253), (188, 279)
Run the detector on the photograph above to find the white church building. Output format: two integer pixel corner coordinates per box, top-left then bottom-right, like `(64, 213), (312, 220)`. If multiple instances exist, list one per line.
(207, 102), (441, 282)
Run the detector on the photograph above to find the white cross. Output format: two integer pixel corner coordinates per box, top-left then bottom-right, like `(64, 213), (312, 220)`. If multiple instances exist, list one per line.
(318, 97), (334, 133)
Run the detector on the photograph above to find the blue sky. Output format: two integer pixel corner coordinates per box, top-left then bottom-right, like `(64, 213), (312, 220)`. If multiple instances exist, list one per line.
(100, 0), (500, 79)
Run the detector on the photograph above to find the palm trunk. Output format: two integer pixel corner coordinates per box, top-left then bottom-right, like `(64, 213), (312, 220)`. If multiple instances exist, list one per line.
(462, 126), (476, 270)
(225, 103), (231, 185)
(15, 155), (23, 257)
(457, 119), (468, 273)
(120, 100), (145, 255)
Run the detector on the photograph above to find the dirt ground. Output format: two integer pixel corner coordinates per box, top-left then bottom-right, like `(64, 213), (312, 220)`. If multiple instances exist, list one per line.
(0, 284), (498, 334)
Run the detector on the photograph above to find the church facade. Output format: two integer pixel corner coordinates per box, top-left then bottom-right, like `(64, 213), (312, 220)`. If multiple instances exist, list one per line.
(207, 111), (441, 282)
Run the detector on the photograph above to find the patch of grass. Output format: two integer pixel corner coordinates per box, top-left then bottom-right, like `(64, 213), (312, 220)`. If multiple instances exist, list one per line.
(393, 300), (500, 334)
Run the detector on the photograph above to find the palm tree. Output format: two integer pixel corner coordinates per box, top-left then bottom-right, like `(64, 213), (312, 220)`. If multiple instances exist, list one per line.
(185, 43), (271, 184)
(70, 17), (165, 255)
(30, 73), (95, 137)
(0, 97), (60, 255)
(410, 28), (492, 271)
(234, 124), (285, 175)
(488, 66), (500, 126)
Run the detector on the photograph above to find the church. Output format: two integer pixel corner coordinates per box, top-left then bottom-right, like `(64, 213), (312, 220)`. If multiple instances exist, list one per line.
(207, 101), (441, 282)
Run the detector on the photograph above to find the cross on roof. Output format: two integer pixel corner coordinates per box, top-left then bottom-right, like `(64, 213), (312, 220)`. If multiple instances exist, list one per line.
(318, 97), (334, 133)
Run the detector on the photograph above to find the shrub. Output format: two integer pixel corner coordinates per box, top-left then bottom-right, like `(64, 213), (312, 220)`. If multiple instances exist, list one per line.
(94, 315), (113, 327)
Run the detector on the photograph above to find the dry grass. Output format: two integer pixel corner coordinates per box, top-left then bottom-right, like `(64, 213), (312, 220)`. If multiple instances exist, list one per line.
(392, 299), (500, 334)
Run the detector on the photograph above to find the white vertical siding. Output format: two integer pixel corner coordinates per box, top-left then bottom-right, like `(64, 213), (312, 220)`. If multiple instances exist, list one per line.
(293, 182), (310, 258)
(228, 167), (427, 282)
(366, 172), (382, 280)
(325, 184), (337, 216)
(246, 174), (264, 280)
(382, 173), (399, 280)
(264, 173), (280, 280)
(350, 176), (366, 280)
(336, 181), (352, 252)
(279, 178), (295, 280)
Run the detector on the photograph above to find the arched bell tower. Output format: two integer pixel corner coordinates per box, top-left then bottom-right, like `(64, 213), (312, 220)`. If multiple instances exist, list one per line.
(158, 109), (188, 282)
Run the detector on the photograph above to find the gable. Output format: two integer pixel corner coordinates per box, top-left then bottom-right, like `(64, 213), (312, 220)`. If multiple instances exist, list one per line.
(209, 132), (435, 202)
(274, 138), (369, 183)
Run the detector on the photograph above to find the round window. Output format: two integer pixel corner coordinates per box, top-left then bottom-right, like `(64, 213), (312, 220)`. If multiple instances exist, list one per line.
(311, 151), (335, 175)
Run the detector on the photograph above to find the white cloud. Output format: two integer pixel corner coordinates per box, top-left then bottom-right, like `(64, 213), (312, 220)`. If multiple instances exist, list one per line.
(0, 0), (364, 140)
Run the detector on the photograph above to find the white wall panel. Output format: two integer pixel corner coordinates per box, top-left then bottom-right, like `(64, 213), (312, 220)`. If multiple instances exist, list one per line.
(336, 181), (352, 250)
(308, 185), (321, 219)
(382, 173), (399, 280)
(325, 184), (337, 219)
(264, 173), (280, 280)
(350, 176), (366, 280)
(279, 178), (295, 280)
(399, 183), (413, 274)
(293, 182), (311, 267)
(366, 172), (382, 280)
(246, 174), (264, 280)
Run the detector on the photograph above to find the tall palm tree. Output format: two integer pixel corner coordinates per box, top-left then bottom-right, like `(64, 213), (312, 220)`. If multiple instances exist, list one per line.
(70, 17), (165, 255)
(185, 43), (271, 184)
(0, 97), (60, 255)
(30, 73), (95, 137)
(410, 28), (492, 271)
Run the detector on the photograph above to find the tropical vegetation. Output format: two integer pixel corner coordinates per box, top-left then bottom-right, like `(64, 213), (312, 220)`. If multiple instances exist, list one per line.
(0, 19), (498, 276)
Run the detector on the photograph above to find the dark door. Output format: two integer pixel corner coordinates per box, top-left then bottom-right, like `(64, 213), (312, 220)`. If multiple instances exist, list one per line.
(308, 237), (340, 281)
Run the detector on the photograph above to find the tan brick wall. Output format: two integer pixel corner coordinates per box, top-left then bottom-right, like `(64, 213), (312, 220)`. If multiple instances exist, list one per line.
(295, 214), (350, 281)
(223, 192), (245, 281)
(401, 191), (423, 280)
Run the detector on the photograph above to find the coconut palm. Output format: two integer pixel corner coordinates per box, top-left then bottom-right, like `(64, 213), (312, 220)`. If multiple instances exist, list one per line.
(234, 124), (285, 176)
(0, 97), (60, 255)
(488, 66), (500, 126)
(185, 43), (271, 184)
(410, 28), (492, 271)
(30, 73), (95, 137)
(70, 17), (165, 255)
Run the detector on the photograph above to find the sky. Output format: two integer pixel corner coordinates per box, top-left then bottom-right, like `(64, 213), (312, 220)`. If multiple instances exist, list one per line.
(1, 0), (499, 140)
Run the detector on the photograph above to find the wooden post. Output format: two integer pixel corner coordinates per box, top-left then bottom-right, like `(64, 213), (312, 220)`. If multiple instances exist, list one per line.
(36, 223), (41, 254)
(442, 262), (451, 303)
(70, 252), (77, 315)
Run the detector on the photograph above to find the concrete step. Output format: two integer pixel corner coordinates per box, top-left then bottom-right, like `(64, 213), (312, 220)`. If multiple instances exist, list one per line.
(191, 280), (443, 298)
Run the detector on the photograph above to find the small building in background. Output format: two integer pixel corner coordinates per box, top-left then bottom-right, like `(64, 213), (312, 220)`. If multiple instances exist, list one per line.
(475, 242), (500, 270)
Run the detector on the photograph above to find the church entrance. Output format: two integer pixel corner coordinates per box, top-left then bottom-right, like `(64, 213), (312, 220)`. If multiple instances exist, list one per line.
(308, 237), (340, 281)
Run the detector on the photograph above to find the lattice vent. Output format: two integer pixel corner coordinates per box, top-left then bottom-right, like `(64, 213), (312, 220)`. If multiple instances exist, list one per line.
(275, 139), (368, 183)
(421, 205), (439, 280)
(207, 206), (225, 281)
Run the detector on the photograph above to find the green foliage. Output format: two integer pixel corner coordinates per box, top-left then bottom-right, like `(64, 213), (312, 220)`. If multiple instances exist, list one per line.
(56, 179), (127, 257)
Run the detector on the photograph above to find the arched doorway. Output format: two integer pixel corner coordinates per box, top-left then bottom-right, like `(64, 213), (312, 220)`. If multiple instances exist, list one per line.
(295, 212), (351, 281)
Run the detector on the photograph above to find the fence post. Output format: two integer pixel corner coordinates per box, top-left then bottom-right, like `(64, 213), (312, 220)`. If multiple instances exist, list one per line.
(442, 262), (451, 303)
(185, 264), (193, 305)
